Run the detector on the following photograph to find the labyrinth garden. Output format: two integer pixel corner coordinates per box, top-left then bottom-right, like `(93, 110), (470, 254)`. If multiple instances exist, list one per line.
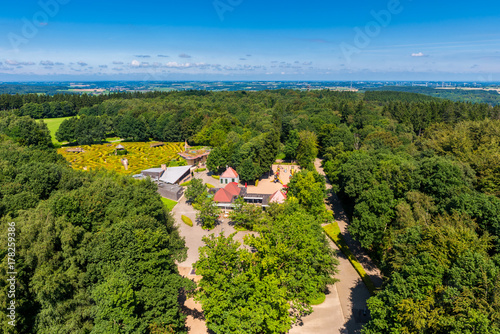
(58, 142), (185, 175)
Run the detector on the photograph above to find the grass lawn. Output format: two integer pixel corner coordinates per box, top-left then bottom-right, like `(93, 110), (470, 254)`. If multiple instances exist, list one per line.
(39, 116), (74, 144)
(161, 197), (177, 211)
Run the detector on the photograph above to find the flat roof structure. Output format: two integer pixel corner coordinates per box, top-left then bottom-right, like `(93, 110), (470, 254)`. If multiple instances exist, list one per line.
(159, 165), (193, 184)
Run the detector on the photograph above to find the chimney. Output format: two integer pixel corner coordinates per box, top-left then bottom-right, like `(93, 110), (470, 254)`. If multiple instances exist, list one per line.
(161, 164), (167, 171)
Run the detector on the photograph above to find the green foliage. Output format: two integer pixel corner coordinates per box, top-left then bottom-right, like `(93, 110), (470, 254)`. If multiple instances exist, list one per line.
(237, 157), (257, 183)
(0, 139), (193, 334)
(181, 215), (193, 227)
(195, 192), (221, 230)
(194, 234), (291, 334)
(283, 129), (299, 161)
(184, 178), (206, 202)
(0, 115), (52, 148)
(195, 207), (338, 333)
(211, 175), (220, 180)
(194, 167), (206, 172)
(296, 131), (318, 170)
(287, 170), (326, 216)
(229, 197), (265, 230)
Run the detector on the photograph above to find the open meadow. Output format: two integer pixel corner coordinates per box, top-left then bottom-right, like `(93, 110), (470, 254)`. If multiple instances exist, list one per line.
(39, 116), (74, 144)
(58, 142), (185, 175)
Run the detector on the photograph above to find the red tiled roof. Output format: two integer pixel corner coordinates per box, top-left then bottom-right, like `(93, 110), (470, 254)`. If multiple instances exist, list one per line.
(221, 167), (239, 178)
(214, 188), (233, 203)
(213, 182), (241, 203)
(224, 182), (241, 196)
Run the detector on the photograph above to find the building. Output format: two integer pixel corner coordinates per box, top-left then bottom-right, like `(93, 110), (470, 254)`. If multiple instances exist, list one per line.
(141, 165), (193, 184)
(269, 190), (287, 204)
(178, 148), (211, 165)
(220, 167), (239, 185)
(212, 182), (271, 210)
(157, 183), (184, 201)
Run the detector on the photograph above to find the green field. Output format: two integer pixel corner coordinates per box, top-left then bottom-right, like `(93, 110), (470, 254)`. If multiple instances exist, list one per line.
(161, 197), (178, 211)
(39, 117), (74, 144)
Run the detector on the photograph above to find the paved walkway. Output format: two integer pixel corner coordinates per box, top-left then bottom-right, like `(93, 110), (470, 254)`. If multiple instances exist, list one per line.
(314, 158), (383, 288)
(292, 158), (383, 334)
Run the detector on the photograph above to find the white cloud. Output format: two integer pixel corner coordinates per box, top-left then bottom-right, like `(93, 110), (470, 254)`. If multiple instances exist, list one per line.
(5, 59), (35, 66)
(411, 52), (428, 57)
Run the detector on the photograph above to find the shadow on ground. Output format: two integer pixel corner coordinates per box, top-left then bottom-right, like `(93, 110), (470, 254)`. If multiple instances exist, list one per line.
(178, 289), (205, 321)
(339, 279), (372, 334)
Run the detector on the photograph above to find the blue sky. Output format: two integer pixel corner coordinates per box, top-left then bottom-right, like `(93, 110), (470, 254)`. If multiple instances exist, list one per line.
(0, 0), (499, 81)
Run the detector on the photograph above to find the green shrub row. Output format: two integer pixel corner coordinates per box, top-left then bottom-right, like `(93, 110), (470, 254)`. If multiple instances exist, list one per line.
(255, 179), (259, 187)
(195, 168), (207, 172)
(211, 175), (220, 180)
(180, 180), (192, 187)
(181, 215), (193, 227)
(323, 223), (376, 295)
(206, 184), (215, 189)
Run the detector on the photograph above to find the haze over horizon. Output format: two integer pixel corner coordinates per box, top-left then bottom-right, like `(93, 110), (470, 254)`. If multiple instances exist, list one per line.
(1, 0), (499, 82)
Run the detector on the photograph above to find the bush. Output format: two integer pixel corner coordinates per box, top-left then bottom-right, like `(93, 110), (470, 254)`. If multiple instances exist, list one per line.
(180, 180), (192, 187)
(206, 184), (215, 189)
(195, 168), (207, 172)
(309, 293), (326, 305)
(181, 215), (193, 227)
(255, 179), (259, 187)
(212, 175), (220, 180)
(323, 223), (376, 295)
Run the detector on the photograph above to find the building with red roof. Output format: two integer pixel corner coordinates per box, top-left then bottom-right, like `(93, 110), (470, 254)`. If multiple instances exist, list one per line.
(213, 182), (241, 204)
(220, 167), (239, 185)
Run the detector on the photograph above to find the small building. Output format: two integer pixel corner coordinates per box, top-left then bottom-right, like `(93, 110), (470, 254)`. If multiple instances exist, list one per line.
(220, 167), (239, 185)
(66, 147), (85, 153)
(141, 165), (193, 184)
(116, 144), (125, 150)
(178, 151), (210, 165)
(157, 183), (184, 201)
(269, 190), (287, 205)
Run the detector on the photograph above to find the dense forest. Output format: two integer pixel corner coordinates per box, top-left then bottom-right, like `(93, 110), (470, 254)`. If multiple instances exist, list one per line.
(1, 89), (500, 333)
(0, 118), (194, 333)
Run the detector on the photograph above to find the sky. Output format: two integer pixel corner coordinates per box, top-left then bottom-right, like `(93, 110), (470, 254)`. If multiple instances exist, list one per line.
(0, 0), (499, 81)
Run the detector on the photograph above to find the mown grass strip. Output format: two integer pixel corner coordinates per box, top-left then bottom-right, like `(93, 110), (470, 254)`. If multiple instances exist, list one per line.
(323, 223), (376, 295)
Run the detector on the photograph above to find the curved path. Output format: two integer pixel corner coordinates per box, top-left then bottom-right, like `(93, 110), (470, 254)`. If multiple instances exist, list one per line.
(291, 159), (383, 333)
